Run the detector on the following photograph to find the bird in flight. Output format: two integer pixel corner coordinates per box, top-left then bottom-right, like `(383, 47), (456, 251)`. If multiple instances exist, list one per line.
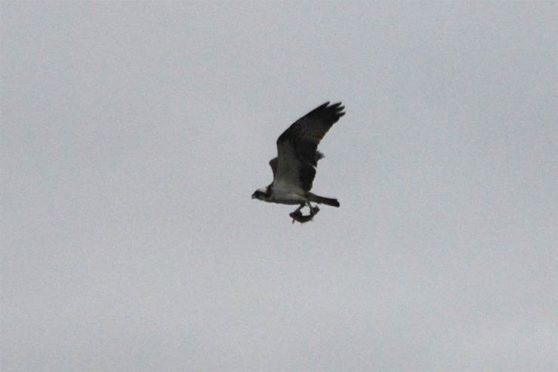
(252, 101), (345, 223)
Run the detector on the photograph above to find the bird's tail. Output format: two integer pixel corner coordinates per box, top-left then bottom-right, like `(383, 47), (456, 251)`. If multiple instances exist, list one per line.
(308, 193), (340, 207)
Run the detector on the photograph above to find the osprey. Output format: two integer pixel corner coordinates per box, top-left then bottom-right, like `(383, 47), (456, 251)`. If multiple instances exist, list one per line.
(252, 101), (345, 223)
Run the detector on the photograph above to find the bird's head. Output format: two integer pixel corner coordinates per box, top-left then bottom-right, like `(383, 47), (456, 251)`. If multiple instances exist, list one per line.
(252, 186), (271, 201)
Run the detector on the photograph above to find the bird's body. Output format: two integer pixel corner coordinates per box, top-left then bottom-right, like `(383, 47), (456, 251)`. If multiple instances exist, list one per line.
(252, 102), (345, 222)
(266, 185), (306, 205)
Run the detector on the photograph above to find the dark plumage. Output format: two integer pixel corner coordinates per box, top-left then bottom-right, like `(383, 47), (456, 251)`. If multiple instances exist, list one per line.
(275, 102), (344, 191)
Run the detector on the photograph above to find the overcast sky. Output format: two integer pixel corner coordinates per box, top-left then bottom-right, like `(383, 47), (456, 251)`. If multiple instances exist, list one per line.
(2, 1), (557, 371)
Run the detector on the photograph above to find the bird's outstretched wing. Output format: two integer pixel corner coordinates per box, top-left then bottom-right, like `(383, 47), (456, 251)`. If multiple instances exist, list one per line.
(271, 102), (345, 192)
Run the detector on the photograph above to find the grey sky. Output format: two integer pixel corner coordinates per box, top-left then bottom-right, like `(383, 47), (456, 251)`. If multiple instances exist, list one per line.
(2, 1), (557, 371)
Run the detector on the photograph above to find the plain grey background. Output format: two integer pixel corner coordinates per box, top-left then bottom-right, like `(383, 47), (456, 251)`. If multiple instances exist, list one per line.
(2, 1), (557, 371)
